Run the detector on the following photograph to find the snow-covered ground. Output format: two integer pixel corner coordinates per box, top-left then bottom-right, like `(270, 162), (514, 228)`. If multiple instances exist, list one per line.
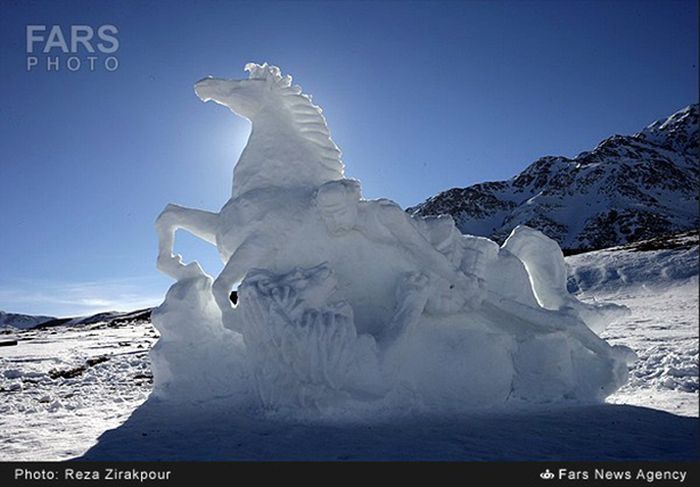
(593, 282), (697, 417)
(0, 320), (157, 461)
(0, 236), (697, 461)
(568, 234), (698, 417)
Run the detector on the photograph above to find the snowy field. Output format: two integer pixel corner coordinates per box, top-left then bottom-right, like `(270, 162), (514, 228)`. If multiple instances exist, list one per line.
(568, 234), (699, 417)
(0, 321), (157, 461)
(0, 239), (697, 461)
(592, 282), (698, 416)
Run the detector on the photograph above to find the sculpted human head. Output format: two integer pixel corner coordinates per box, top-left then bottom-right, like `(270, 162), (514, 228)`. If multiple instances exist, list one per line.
(315, 179), (361, 235)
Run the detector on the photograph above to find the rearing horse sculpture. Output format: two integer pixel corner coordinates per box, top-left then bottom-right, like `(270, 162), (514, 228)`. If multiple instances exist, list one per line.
(155, 62), (628, 360)
(154, 63), (634, 406)
(157, 62), (486, 338)
(156, 63), (346, 323)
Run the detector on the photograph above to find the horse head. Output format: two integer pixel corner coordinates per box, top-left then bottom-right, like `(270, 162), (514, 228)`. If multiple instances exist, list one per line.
(194, 63), (287, 120)
(195, 63), (345, 197)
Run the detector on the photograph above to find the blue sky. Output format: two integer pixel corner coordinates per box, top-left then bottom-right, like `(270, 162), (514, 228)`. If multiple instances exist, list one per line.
(0, 0), (697, 317)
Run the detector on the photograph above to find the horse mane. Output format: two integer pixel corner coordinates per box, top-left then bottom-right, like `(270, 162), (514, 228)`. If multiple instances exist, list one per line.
(245, 63), (344, 176)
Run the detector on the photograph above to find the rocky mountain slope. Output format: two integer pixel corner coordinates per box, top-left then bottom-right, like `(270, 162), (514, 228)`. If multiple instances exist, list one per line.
(408, 104), (698, 253)
(0, 311), (55, 330)
(0, 308), (152, 331)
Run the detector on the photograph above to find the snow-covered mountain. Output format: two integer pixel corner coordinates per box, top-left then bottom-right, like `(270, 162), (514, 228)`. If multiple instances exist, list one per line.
(0, 308), (152, 330)
(0, 311), (55, 330)
(408, 104), (698, 253)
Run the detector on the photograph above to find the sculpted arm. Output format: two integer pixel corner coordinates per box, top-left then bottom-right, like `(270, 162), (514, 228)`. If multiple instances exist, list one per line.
(375, 204), (466, 284)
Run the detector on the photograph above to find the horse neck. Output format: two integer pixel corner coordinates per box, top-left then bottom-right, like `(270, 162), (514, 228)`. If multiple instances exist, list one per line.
(231, 105), (340, 198)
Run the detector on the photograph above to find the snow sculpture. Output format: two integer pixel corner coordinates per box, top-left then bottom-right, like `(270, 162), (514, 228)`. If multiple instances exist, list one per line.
(152, 63), (635, 414)
(502, 226), (629, 333)
(238, 264), (384, 410)
(149, 273), (248, 401)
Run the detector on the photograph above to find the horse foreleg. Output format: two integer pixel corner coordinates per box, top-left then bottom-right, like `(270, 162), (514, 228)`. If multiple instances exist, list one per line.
(212, 236), (274, 333)
(155, 203), (219, 280)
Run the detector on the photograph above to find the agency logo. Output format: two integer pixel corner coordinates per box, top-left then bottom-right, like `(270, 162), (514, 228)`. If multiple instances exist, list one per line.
(540, 469), (555, 480)
(26, 25), (119, 72)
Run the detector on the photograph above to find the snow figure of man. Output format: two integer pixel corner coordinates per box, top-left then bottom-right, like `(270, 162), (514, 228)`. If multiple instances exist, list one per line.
(413, 214), (498, 285)
(314, 179), (483, 322)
